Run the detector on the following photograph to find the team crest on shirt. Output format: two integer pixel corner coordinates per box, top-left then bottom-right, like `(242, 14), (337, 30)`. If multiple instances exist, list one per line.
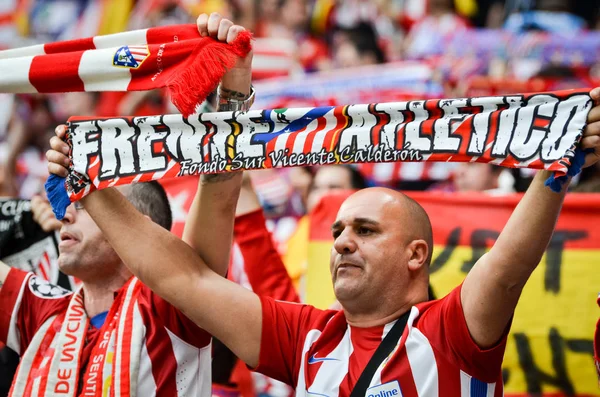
(28, 276), (71, 299)
(113, 45), (149, 69)
(367, 381), (402, 397)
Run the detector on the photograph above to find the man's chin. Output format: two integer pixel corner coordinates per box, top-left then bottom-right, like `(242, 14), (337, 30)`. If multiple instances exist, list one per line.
(333, 281), (362, 303)
(57, 257), (78, 276)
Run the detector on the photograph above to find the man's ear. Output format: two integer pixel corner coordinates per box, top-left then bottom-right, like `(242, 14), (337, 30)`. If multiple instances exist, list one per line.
(407, 239), (429, 272)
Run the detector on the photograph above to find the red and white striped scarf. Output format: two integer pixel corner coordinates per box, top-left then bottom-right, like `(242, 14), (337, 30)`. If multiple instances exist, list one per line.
(0, 24), (252, 116)
(45, 89), (592, 219)
(9, 277), (144, 397)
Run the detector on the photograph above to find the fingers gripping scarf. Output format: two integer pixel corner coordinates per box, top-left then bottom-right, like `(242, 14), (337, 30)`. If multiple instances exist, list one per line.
(9, 277), (144, 397)
(44, 89), (593, 219)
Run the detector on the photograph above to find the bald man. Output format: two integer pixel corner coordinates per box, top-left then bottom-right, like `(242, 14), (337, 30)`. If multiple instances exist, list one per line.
(46, 88), (600, 396)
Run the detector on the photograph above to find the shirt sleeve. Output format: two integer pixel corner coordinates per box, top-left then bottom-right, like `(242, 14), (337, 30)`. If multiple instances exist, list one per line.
(0, 268), (70, 355)
(416, 284), (510, 382)
(234, 210), (300, 303)
(145, 286), (212, 348)
(254, 296), (324, 387)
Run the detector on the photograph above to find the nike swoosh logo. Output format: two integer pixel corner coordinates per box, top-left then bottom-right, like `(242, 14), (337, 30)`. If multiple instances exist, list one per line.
(308, 354), (340, 364)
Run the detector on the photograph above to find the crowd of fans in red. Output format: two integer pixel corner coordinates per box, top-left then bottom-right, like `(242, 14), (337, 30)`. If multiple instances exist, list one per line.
(1, 1), (600, 395)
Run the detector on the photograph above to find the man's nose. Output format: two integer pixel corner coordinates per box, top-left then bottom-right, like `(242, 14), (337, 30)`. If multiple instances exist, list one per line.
(61, 204), (76, 224)
(333, 229), (357, 255)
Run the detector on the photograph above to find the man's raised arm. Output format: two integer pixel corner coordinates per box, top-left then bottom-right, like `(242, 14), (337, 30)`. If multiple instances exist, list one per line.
(44, 13), (264, 367)
(47, 128), (263, 366)
(461, 87), (600, 348)
(80, 187), (263, 367)
(181, 12), (252, 277)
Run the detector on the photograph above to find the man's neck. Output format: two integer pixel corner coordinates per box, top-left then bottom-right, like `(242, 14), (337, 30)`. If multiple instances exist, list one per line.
(344, 303), (413, 328)
(82, 271), (131, 318)
(342, 289), (428, 328)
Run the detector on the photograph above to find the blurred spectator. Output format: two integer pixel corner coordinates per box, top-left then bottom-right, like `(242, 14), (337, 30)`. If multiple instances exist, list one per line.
(328, 0), (401, 61)
(128, 0), (194, 30)
(257, 0), (329, 72)
(1, 96), (56, 198)
(432, 163), (516, 194)
(333, 22), (386, 69)
(454, 163), (508, 193)
(20, 0), (134, 41)
(56, 92), (98, 119)
(246, 169), (294, 218)
(27, 0), (90, 41)
(254, 0), (283, 36)
(287, 167), (314, 215)
(403, 0), (469, 59)
(306, 165), (367, 212)
(16, 96), (56, 153)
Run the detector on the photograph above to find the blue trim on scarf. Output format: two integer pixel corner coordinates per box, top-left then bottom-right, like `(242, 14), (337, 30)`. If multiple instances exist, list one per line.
(45, 174), (71, 220)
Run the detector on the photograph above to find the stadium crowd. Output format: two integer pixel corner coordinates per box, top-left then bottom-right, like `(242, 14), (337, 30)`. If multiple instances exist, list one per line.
(1, 1), (600, 397)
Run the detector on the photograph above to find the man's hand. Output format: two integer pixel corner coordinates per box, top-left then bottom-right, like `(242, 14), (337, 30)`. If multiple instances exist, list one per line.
(197, 12), (253, 97)
(582, 87), (600, 168)
(31, 196), (62, 232)
(46, 125), (69, 178)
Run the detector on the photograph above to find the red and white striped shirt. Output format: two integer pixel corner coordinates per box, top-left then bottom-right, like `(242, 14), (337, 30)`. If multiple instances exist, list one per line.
(0, 268), (212, 396)
(256, 285), (507, 397)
